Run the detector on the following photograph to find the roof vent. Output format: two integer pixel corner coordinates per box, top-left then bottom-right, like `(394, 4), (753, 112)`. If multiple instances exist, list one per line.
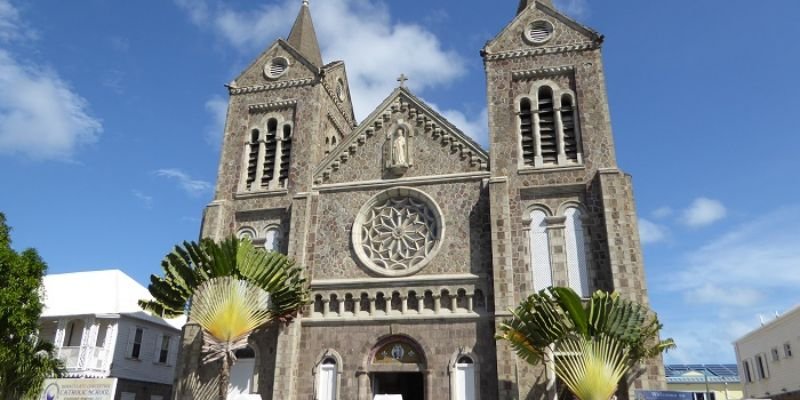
(525, 20), (554, 44)
(264, 57), (290, 79)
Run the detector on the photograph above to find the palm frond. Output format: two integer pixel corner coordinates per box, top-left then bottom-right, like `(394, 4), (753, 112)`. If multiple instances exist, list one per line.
(554, 335), (630, 400)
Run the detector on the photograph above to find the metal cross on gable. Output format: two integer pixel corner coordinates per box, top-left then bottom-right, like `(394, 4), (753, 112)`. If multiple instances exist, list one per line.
(397, 74), (409, 88)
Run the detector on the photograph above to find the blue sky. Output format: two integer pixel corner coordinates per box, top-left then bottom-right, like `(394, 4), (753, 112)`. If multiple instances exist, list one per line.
(1, 0), (799, 364)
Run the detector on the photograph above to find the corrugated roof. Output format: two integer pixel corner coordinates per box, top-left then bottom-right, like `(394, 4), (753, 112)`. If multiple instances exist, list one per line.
(665, 364), (740, 383)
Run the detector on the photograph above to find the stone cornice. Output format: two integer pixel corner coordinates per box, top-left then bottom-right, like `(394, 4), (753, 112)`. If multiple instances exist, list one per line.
(311, 273), (484, 289)
(313, 171), (490, 192)
(247, 100), (298, 113)
(228, 78), (316, 95)
(512, 65), (575, 80)
(484, 42), (598, 61)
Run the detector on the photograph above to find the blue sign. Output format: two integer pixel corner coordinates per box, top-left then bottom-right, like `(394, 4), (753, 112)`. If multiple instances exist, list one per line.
(636, 390), (695, 400)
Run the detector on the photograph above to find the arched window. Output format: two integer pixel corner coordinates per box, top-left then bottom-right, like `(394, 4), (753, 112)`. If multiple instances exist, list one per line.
(561, 94), (579, 162)
(65, 319), (85, 347)
(537, 86), (557, 164)
(455, 355), (476, 400)
(245, 129), (260, 189)
(279, 124), (292, 187)
(519, 98), (535, 166)
(529, 209), (553, 292)
(261, 119), (278, 188)
(237, 227), (256, 241)
(564, 207), (589, 297)
(264, 227), (282, 253)
(317, 358), (337, 400)
(324, 137), (330, 155)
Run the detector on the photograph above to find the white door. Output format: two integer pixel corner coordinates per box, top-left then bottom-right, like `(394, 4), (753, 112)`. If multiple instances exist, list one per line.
(455, 363), (475, 400)
(318, 363), (336, 400)
(228, 359), (255, 399)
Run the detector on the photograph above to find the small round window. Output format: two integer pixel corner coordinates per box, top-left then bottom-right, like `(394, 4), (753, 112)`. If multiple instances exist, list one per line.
(264, 57), (289, 79)
(525, 20), (554, 44)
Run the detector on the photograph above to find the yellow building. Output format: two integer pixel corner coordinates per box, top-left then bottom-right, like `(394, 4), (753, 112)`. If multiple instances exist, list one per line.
(665, 365), (744, 400)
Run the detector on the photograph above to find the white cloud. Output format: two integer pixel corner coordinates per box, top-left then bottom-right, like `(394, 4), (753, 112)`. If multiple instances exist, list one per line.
(132, 190), (154, 209)
(0, 0), (33, 42)
(553, 0), (590, 19)
(652, 206), (673, 219)
(658, 205), (800, 362)
(204, 96), (228, 147)
(155, 168), (213, 197)
(433, 105), (488, 146)
(0, 50), (103, 160)
(680, 197), (727, 227)
(175, 0), (466, 121)
(638, 217), (667, 244)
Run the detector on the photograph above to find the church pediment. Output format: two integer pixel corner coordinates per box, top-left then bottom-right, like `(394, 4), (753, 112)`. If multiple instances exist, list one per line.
(313, 88), (489, 186)
(228, 40), (321, 91)
(483, 2), (602, 58)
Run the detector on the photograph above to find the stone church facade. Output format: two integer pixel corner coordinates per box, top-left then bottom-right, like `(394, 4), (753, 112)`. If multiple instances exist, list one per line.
(173, 0), (666, 399)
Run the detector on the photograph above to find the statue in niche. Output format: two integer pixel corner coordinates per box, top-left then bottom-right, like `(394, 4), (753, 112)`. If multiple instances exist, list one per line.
(384, 124), (412, 176)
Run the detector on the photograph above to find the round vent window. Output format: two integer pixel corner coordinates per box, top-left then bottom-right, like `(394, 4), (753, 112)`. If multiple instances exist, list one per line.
(525, 20), (554, 44)
(264, 57), (289, 79)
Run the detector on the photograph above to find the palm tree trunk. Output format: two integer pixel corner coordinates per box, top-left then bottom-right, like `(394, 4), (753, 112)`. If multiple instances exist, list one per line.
(218, 352), (230, 400)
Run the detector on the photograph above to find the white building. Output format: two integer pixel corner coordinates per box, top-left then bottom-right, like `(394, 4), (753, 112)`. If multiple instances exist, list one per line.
(38, 270), (184, 400)
(734, 304), (800, 400)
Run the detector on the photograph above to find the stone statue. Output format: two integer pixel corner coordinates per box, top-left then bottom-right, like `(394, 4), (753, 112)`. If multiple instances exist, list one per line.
(392, 128), (407, 166)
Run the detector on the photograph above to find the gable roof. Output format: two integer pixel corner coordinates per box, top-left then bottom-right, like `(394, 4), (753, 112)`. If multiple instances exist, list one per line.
(484, 0), (602, 55)
(314, 86), (489, 184)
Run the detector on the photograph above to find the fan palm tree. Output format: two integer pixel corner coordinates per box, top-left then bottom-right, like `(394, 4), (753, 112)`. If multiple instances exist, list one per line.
(190, 277), (272, 400)
(140, 236), (308, 323)
(140, 237), (309, 400)
(497, 287), (674, 400)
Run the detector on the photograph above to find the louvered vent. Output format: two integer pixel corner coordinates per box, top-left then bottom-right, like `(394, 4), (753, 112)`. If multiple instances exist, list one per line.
(279, 125), (292, 188)
(526, 20), (554, 43)
(538, 86), (557, 164)
(246, 130), (260, 188)
(561, 94), (579, 162)
(261, 119), (278, 187)
(265, 57), (289, 79)
(519, 98), (535, 166)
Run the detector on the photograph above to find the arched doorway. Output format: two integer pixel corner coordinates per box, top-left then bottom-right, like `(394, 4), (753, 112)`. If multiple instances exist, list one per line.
(228, 347), (259, 400)
(366, 336), (428, 400)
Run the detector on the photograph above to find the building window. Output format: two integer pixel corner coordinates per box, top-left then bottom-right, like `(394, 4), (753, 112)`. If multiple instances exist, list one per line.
(242, 118), (293, 192)
(785, 342), (793, 358)
(229, 347), (257, 396)
(120, 393), (136, 400)
(743, 360), (753, 383)
(65, 319), (85, 347)
(564, 207), (589, 297)
(156, 335), (171, 364)
(245, 129), (260, 189)
(755, 354), (768, 379)
(127, 327), (144, 359)
(455, 356), (476, 400)
(693, 393), (716, 400)
(237, 227), (256, 241)
(771, 347), (780, 362)
(518, 82), (582, 168)
(317, 358), (337, 400)
(264, 227), (282, 253)
(529, 209), (552, 292)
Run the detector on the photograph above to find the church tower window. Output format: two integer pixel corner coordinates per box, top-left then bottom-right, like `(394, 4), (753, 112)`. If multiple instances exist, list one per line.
(245, 129), (260, 189)
(279, 124), (292, 187)
(529, 209), (553, 292)
(519, 83), (583, 169)
(564, 207), (589, 297)
(519, 98), (535, 166)
(561, 94), (579, 162)
(261, 119), (278, 188)
(537, 86), (558, 164)
(264, 226), (282, 253)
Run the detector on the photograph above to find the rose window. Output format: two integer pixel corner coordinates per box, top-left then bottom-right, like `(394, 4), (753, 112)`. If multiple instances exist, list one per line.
(352, 188), (444, 276)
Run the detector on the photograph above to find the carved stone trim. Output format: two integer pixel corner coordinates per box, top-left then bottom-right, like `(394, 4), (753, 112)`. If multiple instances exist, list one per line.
(228, 78), (315, 95)
(512, 65), (576, 80)
(314, 171), (489, 192)
(248, 100), (297, 113)
(321, 79), (355, 127)
(484, 42), (598, 61)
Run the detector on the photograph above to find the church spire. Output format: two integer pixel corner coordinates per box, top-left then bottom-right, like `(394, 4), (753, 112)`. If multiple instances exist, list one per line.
(287, 0), (323, 67)
(518, 0), (554, 14)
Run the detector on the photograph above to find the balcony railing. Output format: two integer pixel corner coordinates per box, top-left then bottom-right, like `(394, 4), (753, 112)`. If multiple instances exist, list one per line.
(58, 346), (110, 375)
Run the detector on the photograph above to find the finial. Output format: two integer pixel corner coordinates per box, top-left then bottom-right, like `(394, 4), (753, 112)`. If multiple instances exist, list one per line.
(397, 74), (409, 88)
(302, 0), (309, 6)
